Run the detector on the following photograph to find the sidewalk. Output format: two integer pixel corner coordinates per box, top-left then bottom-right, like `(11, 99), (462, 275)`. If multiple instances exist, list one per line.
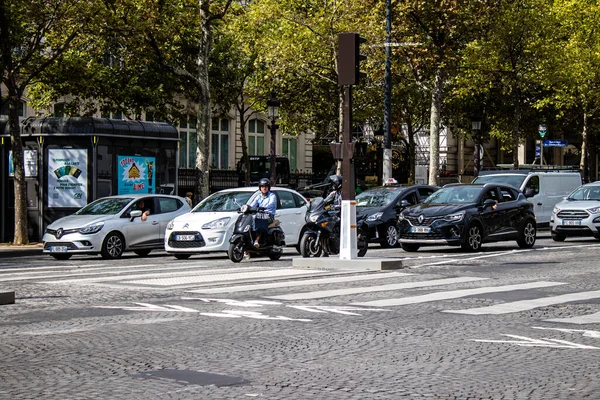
(0, 243), (43, 258)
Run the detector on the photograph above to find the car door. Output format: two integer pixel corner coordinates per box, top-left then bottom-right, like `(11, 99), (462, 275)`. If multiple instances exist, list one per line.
(496, 187), (521, 237)
(122, 197), (160, 248)
(273, 189), (307, 245)
(479, 187), (503, 238)
(156, 197), (186, 242)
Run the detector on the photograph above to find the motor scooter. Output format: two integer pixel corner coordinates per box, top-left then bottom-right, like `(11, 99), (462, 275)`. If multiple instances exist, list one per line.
(228, 204), (286, 262)
(299, 197), (368, 258)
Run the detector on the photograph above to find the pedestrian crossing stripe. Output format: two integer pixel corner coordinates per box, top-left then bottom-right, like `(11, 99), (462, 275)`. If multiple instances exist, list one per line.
(352, 281), (567, 307)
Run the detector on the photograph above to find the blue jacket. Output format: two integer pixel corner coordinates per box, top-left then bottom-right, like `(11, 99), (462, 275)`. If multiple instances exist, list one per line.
(249, 191), (277, 216)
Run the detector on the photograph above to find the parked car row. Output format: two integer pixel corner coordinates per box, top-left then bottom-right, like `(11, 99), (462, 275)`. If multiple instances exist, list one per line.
(41, 172), (598, 260)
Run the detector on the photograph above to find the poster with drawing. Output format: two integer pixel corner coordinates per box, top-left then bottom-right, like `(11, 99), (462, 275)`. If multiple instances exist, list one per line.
(117, 155), (155, 195)
(48, 149), (88, 208)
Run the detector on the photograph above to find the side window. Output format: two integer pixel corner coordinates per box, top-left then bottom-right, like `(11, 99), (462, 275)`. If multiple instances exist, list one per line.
(402, 193), (418, 206)
(158, 198), (180, 214)
(417, 188), (436, 200)
(483, 189), (498, 202)
(499, 188), (516, 202)
(293, 193), (307, 208)
(277, 190), (297, 209)
(525, 176), (539, 195)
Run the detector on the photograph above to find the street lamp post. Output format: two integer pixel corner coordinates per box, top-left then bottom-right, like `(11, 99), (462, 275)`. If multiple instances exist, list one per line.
(382, 0), (393, 183)
(472, 120), (482, 178)
(267, 92), (280, 186)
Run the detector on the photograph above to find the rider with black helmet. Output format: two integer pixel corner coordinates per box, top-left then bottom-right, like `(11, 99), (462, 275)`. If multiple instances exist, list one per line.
(324, 175), (343, 209)
(248, 178), (278, 247)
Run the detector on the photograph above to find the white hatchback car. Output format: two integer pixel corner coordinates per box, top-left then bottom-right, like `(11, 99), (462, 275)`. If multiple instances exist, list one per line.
(165, 187), (308, 259)
(551, 181), (600, 241)
(43, 194), (191, 260)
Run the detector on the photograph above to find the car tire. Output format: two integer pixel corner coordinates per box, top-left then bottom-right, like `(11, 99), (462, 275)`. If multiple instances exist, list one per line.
(174, 254), (191, 260)
(380, 223), (400, 248)
(461, 223), (482, 252)
(517, 219), (536, 248)
(551, 232), (566, 242)
(134, 249), (152, 257)
(401, 243), (420, 252)
(101, 232), (125, 259)
(51, 254), (72, 260)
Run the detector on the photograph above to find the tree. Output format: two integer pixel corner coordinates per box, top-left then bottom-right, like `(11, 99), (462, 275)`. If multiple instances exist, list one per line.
(0, 0), (95, 244)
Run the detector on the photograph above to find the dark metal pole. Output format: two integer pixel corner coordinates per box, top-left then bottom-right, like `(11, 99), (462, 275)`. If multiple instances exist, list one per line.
(382, 0), (393, 182)
(269, 119), (277, 185)
(342, 86), (355, 200)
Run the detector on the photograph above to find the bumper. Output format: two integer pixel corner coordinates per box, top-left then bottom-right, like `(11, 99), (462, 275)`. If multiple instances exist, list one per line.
(42, 232), (103, 255)
(397, 220), (465, 247)
(550, 216), (600, 238)
(165, 229), (228, 253)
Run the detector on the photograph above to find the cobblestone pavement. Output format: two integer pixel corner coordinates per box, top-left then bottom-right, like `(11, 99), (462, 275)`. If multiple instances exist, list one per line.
(1, 238), (600, 399)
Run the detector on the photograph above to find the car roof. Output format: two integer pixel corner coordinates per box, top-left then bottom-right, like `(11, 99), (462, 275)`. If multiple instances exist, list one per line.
(443, 183), (516, 191)
(213, 186), (302, 194)
(99, 194), (184, 200)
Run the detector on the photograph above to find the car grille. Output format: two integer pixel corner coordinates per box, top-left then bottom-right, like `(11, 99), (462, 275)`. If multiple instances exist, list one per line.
(556, 210), (589, 220)
(400, 232), (445, 240)
(404, 215), (439, 226)
(45, 228), (79, 239)
(44, 242), (78, 250)
(167, 231), (206, 248)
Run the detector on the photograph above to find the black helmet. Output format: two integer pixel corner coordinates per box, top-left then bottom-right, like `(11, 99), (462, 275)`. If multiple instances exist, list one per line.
(328, 175), (342, 190)
(258, 178), (271, 189)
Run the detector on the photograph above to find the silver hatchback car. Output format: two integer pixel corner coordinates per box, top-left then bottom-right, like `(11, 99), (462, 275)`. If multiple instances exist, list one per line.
(551, 182), (600, 241)
(43, 194), (191, 260)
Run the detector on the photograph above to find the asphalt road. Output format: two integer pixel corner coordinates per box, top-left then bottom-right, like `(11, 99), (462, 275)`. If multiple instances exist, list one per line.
(2, 233), (600, 399)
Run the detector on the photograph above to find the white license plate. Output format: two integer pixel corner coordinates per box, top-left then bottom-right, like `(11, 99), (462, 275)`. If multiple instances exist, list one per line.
(410, 226), (431, 233)
(50, 246), (68, 253)
(175, 234), (195, 241)
(562, 220), (581, 226)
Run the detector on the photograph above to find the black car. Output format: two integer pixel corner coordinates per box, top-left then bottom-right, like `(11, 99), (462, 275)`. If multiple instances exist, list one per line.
(397, 183), (537, 252)
(355, 184), (440, 247)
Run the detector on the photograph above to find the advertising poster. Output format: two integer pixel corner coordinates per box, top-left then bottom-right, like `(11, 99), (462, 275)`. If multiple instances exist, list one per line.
(9, 150), (38, 177)
(117, 155), (155, 195)
(48, 149), (88, 208)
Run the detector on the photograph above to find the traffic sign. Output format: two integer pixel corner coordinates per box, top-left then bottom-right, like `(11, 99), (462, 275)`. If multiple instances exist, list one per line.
(543, 140), (567, 147)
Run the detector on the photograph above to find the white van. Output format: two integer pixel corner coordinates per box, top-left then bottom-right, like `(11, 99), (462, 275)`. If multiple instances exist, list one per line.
(472, 169), (582, 226)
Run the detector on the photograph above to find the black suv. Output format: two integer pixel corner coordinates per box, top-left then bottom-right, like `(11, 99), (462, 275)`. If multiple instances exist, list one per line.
(397, 183), (536, 252)
(356, 184), (439, 247)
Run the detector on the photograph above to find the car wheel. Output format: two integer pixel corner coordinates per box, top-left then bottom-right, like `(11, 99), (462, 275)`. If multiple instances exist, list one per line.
(134, 249), (152, 257)
(461, 224), (482, 252)
(401, 243), (420, 252)
(380, 223), (399, 248)
(300, 233), (322, 258)
(551, 232), (566, 242)
(51, 254), (72, 260)
(174, 254), (191, 260)
(101, 232), (125, 259)
(517, 219), (536, 248)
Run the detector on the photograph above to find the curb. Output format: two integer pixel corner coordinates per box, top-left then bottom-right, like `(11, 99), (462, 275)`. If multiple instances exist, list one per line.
(0, 247), (43, 258)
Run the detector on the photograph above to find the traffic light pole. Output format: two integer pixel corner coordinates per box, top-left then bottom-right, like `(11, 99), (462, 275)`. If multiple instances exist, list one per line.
(340, 86), (357, 259)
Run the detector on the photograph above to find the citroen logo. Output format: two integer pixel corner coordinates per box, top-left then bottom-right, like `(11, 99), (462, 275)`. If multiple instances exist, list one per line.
(418, 215), (424, 224)
(56, 228), (64, 239)
(183, 223), (189, 229)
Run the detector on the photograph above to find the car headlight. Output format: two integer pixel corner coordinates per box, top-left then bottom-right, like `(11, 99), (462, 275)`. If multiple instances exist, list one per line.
(366, 212), (383, 222)
(202, 217), (231, 229)
(166, 220), (175, 230)
(587, 206), (600, 214)
(78, 222), (104, 234)
(443, 212), (464, 222)
(553, 206), (561, 215)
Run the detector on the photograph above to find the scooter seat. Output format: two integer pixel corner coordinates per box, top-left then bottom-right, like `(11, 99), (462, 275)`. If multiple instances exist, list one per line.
(268, 220), (280, 229)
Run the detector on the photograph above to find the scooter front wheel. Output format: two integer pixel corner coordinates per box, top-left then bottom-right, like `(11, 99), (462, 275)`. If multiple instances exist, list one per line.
(228, 239), (245, 263)
(300, 233), (322, 258)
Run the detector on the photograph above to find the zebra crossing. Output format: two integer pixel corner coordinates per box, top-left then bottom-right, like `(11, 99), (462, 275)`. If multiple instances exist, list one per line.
(2, 260), (600, 322)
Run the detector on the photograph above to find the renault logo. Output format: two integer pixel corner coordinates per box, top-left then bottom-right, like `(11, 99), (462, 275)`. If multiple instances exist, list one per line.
(56, 228), (64, 239)
(418, 215), (424, 224)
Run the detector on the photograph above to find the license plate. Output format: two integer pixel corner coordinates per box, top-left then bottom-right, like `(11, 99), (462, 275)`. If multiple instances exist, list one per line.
(50, 246), (68, 253)
(562, 220), (581, 226)
(410, 226), (431, 233)
(175, 234), (195, 241)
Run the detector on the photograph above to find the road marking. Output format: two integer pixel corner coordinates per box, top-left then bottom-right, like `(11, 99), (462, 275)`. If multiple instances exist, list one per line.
(352, 281), (566, 307)
(471, 334), (599, 349)
(443, 289), (600, 315)
(532, 326), (600, 338)
(186, 272), (413, 294)
(267, 277), (488, 300)
(544, 312), (600, 325)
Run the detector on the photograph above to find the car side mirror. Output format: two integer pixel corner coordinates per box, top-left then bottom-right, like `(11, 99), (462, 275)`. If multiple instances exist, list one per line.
(400, 200), (410, 208)
(483, 199), (496, 209)
(130, 210), (143, 220)
(524, 188), (535, 198)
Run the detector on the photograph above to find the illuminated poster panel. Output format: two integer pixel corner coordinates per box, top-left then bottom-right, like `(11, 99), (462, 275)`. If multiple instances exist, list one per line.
(48, 149), (88, 208)
(8, 150), (38, 177)
(117, 155), (155, 195)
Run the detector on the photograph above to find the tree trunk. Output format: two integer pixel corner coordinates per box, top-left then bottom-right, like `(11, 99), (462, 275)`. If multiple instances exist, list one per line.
(428, 68), (443, 186)
(511, 93), (521, 169)
(406, 116), (416, 184)
(580, 110), (588, 182)
(236, 103), (251, 186)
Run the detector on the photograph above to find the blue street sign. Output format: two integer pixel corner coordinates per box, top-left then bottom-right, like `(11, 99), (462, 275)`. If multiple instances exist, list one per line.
(543, 140), (567, 147)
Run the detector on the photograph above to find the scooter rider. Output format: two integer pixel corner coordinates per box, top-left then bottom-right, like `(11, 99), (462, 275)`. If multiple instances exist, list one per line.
(249, 178), (277, 248)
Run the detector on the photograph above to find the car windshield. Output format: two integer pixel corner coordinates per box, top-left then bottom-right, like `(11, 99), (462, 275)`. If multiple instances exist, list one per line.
(75, 197), (133, 215)
(193, 191), (253, 212)
(472, 174), (525, 189)
(424, 186), (482, 204)
(355, 189), (400, 207)
(567, 186), (600, 201)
